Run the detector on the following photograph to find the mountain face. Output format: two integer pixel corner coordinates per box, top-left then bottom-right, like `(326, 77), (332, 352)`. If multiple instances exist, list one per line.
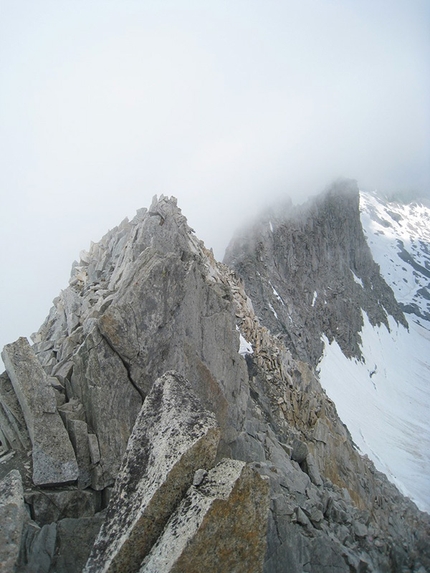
(1, 189), (430, 573)
(318, 190), (430, 512)
(225, 179), (430, 513)
(224, 179), (407, 367)
(360, 191), (430, 324)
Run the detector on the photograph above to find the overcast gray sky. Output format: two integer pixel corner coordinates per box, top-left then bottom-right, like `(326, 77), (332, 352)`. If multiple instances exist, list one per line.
(1, 0), (429, 356)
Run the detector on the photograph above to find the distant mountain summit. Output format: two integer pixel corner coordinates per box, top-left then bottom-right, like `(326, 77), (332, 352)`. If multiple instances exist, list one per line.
(0, 187), (429, 572)
(224, 178), (407, 366)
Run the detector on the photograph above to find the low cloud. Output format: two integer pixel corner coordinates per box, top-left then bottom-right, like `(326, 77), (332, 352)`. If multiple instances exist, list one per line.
(0, 0), (429, 353)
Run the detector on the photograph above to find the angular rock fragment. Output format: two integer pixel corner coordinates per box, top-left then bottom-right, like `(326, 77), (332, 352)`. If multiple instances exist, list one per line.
(88, 434), (100, 465)
(304, 453), (323, 486)
(0, 371), (31, 454)
(18, 521), (57, 573)
(68, 419), (92, 489)
(16, 514), (105, 573)
(2, 338), (78, 486)
(57, 398), (86, 431)
(140, 459), (270, 573)
(84, 371), (220, 573)
(0, 470), (29, 572)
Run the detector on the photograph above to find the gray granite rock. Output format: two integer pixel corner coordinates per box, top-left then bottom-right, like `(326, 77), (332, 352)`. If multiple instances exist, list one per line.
(70, 326), (143, 490)
(1, 338), (78, 486)
(52, 513), (105, 573)
(16, 513), (105, 573)
(88, 433), (100, 464)
(68, 419), (92, 489)
(140, 458), (270, 573)
(84, 371), (220, 573)
(304, 453), (323, 487)
(19, 521), (57, 573)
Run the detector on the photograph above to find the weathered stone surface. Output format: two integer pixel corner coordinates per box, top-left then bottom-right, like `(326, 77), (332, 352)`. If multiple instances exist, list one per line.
(313, 418), (330, 444)
(51, 360), (73, 387)
(0, 470), (29, 572)
(17, 513), (105, 573)
(97, 245), (249, 451)
(68, 419), (92, 489)
(84, 371), (220, 573)
(140, 459), (270, 573)
(304, 453), (323, 487)
(291, 438), (308, 464)
(1, 338), (78, 486)
(52, 513), (106, 573)
(70, 326), (143, 490)
(57, 397), (86, 430)
(88, 433), (100, 464)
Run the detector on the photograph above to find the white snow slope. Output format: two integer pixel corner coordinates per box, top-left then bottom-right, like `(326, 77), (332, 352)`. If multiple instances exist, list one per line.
(318, 191), (430, 514)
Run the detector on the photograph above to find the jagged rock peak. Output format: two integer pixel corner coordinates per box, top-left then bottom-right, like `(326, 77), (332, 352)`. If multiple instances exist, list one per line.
(224, 178), (407, 365)
(1, 190), (430, 573)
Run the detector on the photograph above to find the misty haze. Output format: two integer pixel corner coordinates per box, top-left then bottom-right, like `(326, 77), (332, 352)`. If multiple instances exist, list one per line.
(1, 1), (429, 352)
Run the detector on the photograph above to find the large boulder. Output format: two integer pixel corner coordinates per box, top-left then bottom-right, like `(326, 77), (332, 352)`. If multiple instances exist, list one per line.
(1, 338), (78, 486)
(140, 458), (270, 573)
(84, 371), (220, 573)
(69, 326), (143, 490)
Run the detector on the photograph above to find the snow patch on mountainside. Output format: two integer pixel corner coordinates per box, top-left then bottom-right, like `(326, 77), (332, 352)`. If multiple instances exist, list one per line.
(319, 191), (430, 513)
(360, 192), (430, 322)
(319, 314), (430, 513)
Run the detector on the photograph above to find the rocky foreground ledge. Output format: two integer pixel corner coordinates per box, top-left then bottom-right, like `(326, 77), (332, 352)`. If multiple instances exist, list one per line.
(0, 192), (429, 572)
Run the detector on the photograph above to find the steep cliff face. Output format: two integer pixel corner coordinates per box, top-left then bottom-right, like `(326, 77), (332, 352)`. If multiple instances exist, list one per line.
(224, 179), (407, 366)
(0, 192), (429, 573)
(317, 190), (430, 512)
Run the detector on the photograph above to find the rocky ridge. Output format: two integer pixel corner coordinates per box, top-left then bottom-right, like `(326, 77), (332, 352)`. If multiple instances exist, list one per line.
(0, 192), (429, 572)
(224, 178), (407, 366)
